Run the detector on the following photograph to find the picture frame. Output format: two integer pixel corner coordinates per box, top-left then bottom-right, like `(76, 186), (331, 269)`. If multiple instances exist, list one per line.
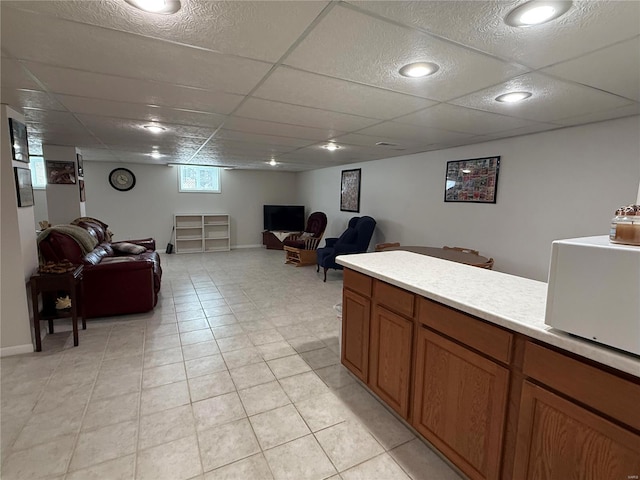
(9, 118), (30, 163)
(340, 168), (361, 212)
(46, 160), (76, 185)
(79, 179), (86, 202)
(14, 167), (34, 207)
(76, 153), (84, 177)
(444, 156), (500, 204)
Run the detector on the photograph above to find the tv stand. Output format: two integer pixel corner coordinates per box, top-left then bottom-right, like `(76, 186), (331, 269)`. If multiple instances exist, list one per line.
(262, 231), (297, 250)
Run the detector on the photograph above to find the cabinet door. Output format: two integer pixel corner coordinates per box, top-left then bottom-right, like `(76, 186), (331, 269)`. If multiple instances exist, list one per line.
(412, 327), (509, 480)
(513, 381), (640, 480)
(341, 289), (371, 382)
(369, 305), (413, 418)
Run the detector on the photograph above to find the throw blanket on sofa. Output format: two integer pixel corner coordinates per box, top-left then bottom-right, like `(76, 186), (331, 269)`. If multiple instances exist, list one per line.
(37, 224), (99, 254)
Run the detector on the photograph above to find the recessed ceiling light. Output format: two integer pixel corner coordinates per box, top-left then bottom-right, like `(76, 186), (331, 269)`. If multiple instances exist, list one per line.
(322, 143), (341, 151)
(495, 91), (532, 103)
(399, 62), (440, 78)
(504, 1), (572, 27)
(144, 125), (165, 134)
(269, 159), (277, 166)
(150, 151), (162, 159)
(124, 0), (181, 14)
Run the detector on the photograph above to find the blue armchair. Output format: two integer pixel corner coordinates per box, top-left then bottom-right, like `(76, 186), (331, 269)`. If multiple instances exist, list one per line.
(316, 216), (377, 282)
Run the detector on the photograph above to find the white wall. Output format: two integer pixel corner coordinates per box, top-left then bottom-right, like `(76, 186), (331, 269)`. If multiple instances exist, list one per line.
(83, 163), (300, 248)
(1, 105), (38, 355)
(298, 116), (640, 281)
(33, 189), (48, 228)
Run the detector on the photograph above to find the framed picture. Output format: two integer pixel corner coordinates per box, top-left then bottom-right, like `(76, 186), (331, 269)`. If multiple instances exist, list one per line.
(340, 168), (361, 212)
(79, 179), (86, 202)
(76, 153), (84, 177)
(9, 118), (30, 163)
(444, 156), (500, 203)
(14, 167), (34, 207)
(46, 160), (76, 185)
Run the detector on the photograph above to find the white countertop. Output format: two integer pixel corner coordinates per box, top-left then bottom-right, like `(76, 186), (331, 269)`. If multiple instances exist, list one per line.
(337, 251), (640, 378)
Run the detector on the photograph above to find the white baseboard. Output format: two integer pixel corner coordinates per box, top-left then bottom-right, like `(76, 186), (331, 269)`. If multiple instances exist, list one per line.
(232, 244), (262, 249)
(0, 343), (34, 357)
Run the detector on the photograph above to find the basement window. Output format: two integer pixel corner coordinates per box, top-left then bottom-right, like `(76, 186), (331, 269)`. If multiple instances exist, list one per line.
(178, 165), (221, 193)
(29, 156), (47, 189)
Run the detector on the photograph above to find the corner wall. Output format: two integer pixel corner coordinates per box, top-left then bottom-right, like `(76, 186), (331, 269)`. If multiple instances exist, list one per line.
(83, 163), (300, 248)
(298, 116), (640, 281)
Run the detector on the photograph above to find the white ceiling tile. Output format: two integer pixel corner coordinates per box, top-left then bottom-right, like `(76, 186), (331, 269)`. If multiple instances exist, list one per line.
(1, 57), (40, 89)
(235, 98), (381, 131)
(542, 37), (640, 101)
(284, 4), (528, 102)
(349, 1), (640, 69)
(223, 117), (342, 141)
(215, 129), (315, 148)
(394, 103), (546, 135)
(55, 95), (227, 129)
(553, 103), (640, 127)
(331, 132), (427, 149)
(1, 7), (272, 94)
(450, 73), (633, 122)
(253, 67), (436, 119)
(357, 121), (476, 145)
(78, 148), (120, 163)
(75, 115), (214, 141)
(25, 62), (244, 114)
(1, 88), (66, 111)
(6, 1), (330, 63)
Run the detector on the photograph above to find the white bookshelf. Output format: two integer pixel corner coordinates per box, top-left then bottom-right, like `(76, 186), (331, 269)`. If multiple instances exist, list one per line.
(174, 214), (230, 253)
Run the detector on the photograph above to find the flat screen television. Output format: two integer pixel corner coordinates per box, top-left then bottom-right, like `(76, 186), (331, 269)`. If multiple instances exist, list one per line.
(263, 205), (305, 231)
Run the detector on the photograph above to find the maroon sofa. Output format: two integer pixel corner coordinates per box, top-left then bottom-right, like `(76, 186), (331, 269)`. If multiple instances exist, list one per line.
(37, 218), (162, 319)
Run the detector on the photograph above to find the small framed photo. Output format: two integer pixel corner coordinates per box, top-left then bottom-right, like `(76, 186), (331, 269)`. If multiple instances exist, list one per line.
(76, 153), (84, 177)
(444, 156), (500, 203)
(46, 160), (76, 185)
(9, 118), (30, 163)
(340, 168), (361, 212)
(79, 179), (86, 202)
(14, 167), (34, 207)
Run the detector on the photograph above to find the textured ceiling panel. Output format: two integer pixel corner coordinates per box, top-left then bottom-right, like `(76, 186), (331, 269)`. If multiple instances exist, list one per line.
(0, 1), (637, 171)
(284, 4), (528, 102)
(6, 0), (330, 63)
(349, 1), (640, 69)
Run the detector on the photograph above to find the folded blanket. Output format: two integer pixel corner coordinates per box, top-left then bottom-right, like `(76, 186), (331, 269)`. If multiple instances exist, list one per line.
(37, 224), (99, 254)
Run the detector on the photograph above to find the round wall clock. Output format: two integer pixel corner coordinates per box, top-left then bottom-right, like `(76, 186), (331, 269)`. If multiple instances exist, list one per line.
(108, 168), (136, 191)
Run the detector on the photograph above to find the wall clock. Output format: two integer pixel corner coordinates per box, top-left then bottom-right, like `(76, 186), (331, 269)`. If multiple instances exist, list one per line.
(108, 168), (136, 191)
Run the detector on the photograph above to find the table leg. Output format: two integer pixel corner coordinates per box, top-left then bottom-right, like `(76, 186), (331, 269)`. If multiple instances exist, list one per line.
(48, 319), (54, 334)
(71, 295), (79, 347)
(30, 281), (42, 352)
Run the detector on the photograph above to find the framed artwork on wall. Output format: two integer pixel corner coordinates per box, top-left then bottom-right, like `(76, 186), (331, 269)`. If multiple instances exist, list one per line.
(444, 156), (500, 203)
(9, 118), (30, 163)
(46, 160), (76, 184)
(340, 168), (361, 212)
(14, 167), (34, 207)
(76, 153), (84, 177)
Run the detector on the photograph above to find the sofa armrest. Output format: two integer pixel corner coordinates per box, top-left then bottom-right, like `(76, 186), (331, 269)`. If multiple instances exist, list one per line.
(324, 238), (338, 248)
(121, 237), (156, 251)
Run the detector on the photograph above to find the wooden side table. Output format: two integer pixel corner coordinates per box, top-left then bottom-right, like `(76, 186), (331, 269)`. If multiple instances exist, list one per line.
(30, 265), (85, 352)
(284, 246), (317, 267)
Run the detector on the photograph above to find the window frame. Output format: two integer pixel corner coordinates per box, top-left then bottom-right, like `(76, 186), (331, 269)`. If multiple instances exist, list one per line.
(178, 165), (221, 194)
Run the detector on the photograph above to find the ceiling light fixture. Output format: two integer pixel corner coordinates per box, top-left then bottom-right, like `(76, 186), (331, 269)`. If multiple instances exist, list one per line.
(269, 159), (277, 166)
(124, 0), (181, 14)
(495, 91), (532, 103)
(399, 62), (440, 78)
(150, 151), (162, 159)
(504, 1), (572, 27)
(144, 125), (165, 134)
(322, 143), (340, 151)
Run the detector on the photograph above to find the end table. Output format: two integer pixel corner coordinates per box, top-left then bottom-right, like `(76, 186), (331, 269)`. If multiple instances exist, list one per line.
(30, 265), (85, 352)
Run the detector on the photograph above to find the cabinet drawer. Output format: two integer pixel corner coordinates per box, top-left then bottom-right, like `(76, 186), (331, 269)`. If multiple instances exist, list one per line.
(417, 298), (513, 364)
(523, 342), (640, 430)
(374, 280), (415, 318)
(344, 269), (372, 298)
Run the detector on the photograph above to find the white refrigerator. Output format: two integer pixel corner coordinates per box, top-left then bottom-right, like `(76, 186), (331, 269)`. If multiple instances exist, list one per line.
(545, 235), (640, 356)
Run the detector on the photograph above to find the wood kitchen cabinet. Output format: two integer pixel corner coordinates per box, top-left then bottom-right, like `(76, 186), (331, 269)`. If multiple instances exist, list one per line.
(341, 270), (372, 382)
(412, 326), (509, 480)
(513, 381), (640, 480)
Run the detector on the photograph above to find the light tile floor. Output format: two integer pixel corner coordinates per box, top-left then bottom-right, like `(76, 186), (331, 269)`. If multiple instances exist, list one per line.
(1, 248), (463, 480)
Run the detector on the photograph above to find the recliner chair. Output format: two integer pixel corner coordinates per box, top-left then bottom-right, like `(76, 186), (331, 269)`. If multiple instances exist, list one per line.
(316, 216), (377, 282)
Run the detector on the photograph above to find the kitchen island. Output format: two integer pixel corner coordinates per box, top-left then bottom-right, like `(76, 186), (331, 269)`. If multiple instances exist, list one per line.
(336, 251), (639, 480)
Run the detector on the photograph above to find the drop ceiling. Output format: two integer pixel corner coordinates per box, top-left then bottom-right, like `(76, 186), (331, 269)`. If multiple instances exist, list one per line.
(1, 0), (638, 172)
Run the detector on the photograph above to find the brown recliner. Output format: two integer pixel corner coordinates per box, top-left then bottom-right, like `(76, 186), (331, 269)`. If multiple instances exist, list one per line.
(283, 211), (327, 250)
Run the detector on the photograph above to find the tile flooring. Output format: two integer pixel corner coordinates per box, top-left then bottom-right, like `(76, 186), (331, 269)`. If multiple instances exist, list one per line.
(1, 248), (463, 480)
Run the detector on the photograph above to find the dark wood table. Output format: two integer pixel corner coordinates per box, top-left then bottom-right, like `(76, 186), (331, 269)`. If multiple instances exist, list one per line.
(384, 246), (490, 267)
(30, 265), (85, 352)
